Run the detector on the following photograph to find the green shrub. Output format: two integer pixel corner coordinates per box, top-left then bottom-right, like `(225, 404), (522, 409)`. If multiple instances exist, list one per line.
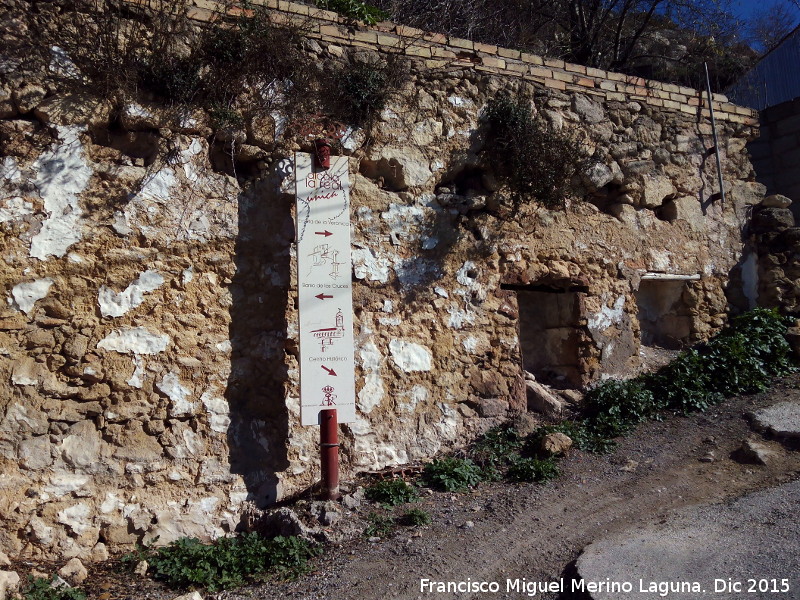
(400, 507), (432, 526)
(528, 422), (615, 454)
(483, 93), (581, 207)
(146, 533), (320, 590)
(365, 479), (419, 506)
(334, 56), (409, 125)
(364, 512), (396, 537)
(421, 457), (484, 492)
(583, 379), (659, 438)
(141, 55), (203, 104)
(644, 347), (718, 414)
(576, 308), (797, 448)
(315, 0), (388, 24)
(468, 426), (523, 480)
(647, 307), (796, 414)
(21, 577), (87, 600)
(506, 456), (560, 483)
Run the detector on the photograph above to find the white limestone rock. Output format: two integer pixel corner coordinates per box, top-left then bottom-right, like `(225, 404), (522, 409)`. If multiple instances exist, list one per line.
(98, 270), (164, 317)
(9, 278), (54, 315)
(389, 340), (432, 372)
(97, 327), (170, 355)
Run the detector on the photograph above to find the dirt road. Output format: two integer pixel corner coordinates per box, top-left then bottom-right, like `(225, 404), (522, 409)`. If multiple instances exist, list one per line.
(234, 374), (800, 600)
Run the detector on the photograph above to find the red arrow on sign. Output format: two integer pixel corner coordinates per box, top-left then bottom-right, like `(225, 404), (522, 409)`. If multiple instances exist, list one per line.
(321, 365), (337, 376)
(315, 230), (333, 237)
(315, 293), (333, 300)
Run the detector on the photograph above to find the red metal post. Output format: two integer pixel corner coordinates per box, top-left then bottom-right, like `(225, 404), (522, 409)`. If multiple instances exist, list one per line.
(314, 138), (331, 170)
(320, 409), (340, 500)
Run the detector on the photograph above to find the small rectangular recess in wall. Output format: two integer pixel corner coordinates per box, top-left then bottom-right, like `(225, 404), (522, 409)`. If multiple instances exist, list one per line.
(513, 287), (586, 388)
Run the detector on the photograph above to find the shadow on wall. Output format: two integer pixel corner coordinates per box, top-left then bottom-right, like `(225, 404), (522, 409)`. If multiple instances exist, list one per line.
(226, 177), (294, 510)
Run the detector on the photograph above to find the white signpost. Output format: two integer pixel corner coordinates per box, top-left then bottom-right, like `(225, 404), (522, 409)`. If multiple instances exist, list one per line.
(295, 152), (356, 426)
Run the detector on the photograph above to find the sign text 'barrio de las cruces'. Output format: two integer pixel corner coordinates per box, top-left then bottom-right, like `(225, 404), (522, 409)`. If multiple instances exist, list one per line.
(294, 152), (356, 426)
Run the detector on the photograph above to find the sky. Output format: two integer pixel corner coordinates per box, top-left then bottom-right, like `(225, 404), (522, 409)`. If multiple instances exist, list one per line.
(732, 0), (800, 31)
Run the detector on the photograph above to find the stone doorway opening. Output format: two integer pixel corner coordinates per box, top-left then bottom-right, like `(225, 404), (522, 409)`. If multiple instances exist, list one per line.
(635, 274), (699, 351)
(511, 286), (586, 389)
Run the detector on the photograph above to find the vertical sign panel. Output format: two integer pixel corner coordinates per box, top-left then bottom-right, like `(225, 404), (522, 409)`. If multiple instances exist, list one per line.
(295, 152), (356, 426)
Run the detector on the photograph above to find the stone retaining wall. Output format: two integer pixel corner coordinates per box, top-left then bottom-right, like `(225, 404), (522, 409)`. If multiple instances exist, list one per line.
(0, 0), (768, 561)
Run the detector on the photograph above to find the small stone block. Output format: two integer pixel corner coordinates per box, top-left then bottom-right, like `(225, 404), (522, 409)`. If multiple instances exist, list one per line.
(481, 56), (506, 69)
(565, 63), (587, 74)
(529, 66), (553, 79)
(521, 53), (544, 65)
(498, 47), (521, 59)
(319, 24), (343, 38)
(186, 7), (215, 22)
(506, 62), (528, 73)
(395, 24), (425, 38)
(605, 91), (625, 101)
(449, 37), (474, 50)
(431, 47), (457, 59)
(544, 57), (566, 69)
(474, 42), (498, 54)
(545, 78), (567, 90)
(314, 8), (342, 20)
(576, 77), (595, 88)
(424, 32), (448, 44)
(405, 45), (431, 57)
(552, 71), (573, 83)
(586, 67), (606, 78)
(285, 2), (311, 15)
(376, 33), (401, 47)
(353, 30), (378, 43)
(599, 80), (616, 91)
(425, 59), (450, 69)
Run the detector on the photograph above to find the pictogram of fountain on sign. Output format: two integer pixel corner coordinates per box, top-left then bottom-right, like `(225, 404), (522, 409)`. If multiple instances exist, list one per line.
(308, 243), (345, 279)
(310, 309), (345, 352)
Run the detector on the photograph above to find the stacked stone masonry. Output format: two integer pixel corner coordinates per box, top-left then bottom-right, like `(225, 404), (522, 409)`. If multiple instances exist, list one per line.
(174, 0), (758, 125)
(0, 0), (773, 562)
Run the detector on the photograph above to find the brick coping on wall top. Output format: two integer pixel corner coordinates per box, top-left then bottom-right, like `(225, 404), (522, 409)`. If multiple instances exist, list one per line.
(123, 0), (758, 125)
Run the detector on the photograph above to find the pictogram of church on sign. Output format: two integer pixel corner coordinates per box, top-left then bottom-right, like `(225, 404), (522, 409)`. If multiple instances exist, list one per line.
(310, 309), (345, 352)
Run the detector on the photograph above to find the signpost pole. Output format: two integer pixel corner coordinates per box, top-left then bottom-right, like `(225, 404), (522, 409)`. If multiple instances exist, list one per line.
(320, 408), (339, 500)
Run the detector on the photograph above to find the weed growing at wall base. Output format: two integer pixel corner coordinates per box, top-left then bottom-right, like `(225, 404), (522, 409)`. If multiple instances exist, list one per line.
(506, 456), (560, 483)
(140, 533), (320, 591)
(580, 307), (797, 446)
(421, 457), (484, 492)
(400, 507), (432, 526)
(21, 577), (87, 600)
(365, 478), (419, 505)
